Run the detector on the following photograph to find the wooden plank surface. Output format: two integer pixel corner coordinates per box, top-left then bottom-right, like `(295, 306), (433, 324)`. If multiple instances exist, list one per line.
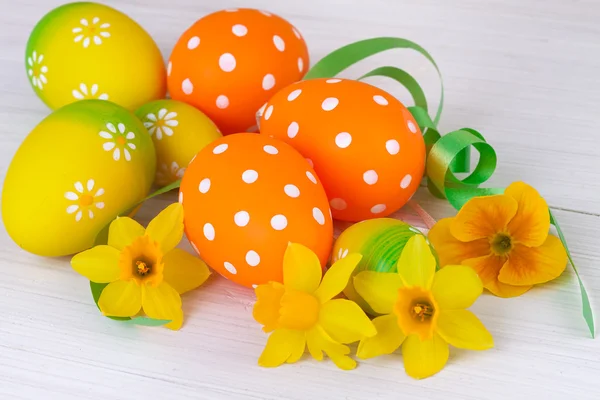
(1, 0), (599, 399)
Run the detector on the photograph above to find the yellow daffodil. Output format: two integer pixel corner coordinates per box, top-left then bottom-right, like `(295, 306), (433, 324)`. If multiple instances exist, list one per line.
(428, 181), (567, 297)
(253, 243), (376, 370)
(71, 203), (210, 329)
(354, 235), (493, 379)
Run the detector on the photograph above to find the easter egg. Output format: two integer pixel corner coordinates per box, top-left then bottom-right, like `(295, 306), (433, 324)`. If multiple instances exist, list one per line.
(167, 8), (309, 135)
(259, 78), (426, 222)
(180, 133), (333, 288)
(26, 2), (166, 111)
(333, 218), (436, 315)
(2, 100), (156, 257)
(135, 100), (222, 186)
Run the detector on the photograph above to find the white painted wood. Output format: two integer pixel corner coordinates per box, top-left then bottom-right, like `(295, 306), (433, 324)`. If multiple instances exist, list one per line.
(1, 0), (599, 399)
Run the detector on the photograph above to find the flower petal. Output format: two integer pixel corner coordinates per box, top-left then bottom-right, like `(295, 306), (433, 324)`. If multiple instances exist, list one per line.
(431, 265), (483, 310)
(108, 216), (145, 250)
(253, 282), (285, 332)
(142, 282), (182, 321)
(162, 126), (174, 136)
(145, 203), (184, 254)
(498, 235), (567, 286)
(258, 329), (305, 368)
(162, 248), (211, 294)
(98, 280), (142, 317)
(402, 333), (449, 379)
(357, 314), (406, 359)
(437, 309), (494, 350)
(164, 308), (184, 330)
(72, 90), (84, 99)
(353, 271), (402, 314)
(314, 253), (361, 303)
(319, 299), (376, 343)
(505, 181), (550, 247)
(307, 326), (356, 370)
(283, 243), (322, 293)
(451, 194), (518, 241)
(158, 108), (167, 119)
(71, 245), (120, 283)
(463, 255), (532, 297)
(396, 235), (436, 288)
(428, 218), (490, 267)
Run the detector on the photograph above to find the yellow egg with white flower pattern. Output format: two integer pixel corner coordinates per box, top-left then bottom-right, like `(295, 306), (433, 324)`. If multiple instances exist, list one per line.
(26, 2), (166, 110)
(135, 100), (222, 186)
(1, 100), (156, 257)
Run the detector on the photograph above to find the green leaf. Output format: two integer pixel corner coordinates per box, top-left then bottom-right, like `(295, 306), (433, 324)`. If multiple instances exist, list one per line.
(142, 180), (181, 202)
(124, 317), (171, 326)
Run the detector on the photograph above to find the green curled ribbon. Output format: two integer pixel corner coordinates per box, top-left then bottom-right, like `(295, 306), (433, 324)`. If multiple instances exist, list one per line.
(305, 36), (594, 337)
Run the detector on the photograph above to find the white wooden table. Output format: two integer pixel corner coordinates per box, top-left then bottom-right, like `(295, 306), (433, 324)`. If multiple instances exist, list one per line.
(1, 0), (599, 399)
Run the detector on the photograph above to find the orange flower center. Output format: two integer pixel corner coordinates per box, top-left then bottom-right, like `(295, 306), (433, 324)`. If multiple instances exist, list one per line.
(395, 287), (438, 340)
(278, 290), (320, 331)
(116, 136), (127, 146)
(79, 194), (94, 207)
(491, 232), (513, 256)
(119, 235), (164, 286)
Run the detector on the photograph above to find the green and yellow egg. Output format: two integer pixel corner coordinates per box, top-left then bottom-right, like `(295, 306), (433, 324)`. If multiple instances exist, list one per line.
(26, 2), (166, 111)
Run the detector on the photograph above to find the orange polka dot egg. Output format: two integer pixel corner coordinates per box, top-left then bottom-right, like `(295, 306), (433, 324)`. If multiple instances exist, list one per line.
(180, 133), (333, 288)
(167, 8), (309, 135)
(259, 78), (426, 222)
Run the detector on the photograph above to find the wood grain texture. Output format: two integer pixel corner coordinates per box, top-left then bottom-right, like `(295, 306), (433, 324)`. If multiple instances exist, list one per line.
(1, 0), (599, 399)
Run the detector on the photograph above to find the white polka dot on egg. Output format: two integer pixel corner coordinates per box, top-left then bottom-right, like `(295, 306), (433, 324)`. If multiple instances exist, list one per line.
(263, 145), (278, 154)
(306, 171), (317, 184)
(407, 121), (418, 133)
(259, 10), (272, 16)
(292, 27), (301, 39)
(386, 139), (400, 155)
(265, 105), (274, 120)
(246, 250), (261, 267)
(203, 223), (215, 241)
(216, 95), (229, 109)
(326, 79), (341, 83)
(371, 204), (386, 214)
(219, 53), (236, 72)
(242, 169), (258, 184)
(330, 198), (347, 210)
(322, 97), (339, 111)
(335, 132), (352, 148)
(187, 36), (200, 49)
(313, 207), (325, 225)
(373, 95), (388, 105)
(273, 35), (285, 51)
(284, 184), (300, 198)
(271, 214), (288, 230)
(287, 89), (302, 101)
(224, 262), (237, 274)
(181, 78), (193, 95)
(287, 121), (299, 138)
(234, 211), (250, 227)
(232, 24), (247, 37)
(252, 284), (258, 289)
(400, 174), (413, 189)
(298, 57), (304, 72)
(213, 143), (228, 154)
(178, 191), (183, 204)
(167, 61), (172, 76)
(262, 74), (276, 90)
(363, 170), (378, 185)
(306, 158), (314, 168)
(198, 178), (211, 193)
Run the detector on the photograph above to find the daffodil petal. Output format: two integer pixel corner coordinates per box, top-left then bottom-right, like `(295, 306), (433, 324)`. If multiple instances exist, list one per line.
(108, 217), (145, 250)
(145, 203), (184, 254)
(463, 255), (532, 298)
(505, 181), (550, 247)
(428, 218), (490, 267)
(307, 326), (356, 370)
(98, 280), (142, 317)
(451, 194), (518, 242)
(314, 253), (362, 303)
(283, 243), (322, 293)
(286, 333), (307, 364)
(357, 314), (406, 359)
(431, 265), (483, 309)
(71, 245), (120, 283)
(164, 308), (184, 330)
(319, 299), (376, 343)
(498, 236), (567, 286)
(253, 282), (285, 333)
(402, 333), (449, 379)
(258, 329), (305, 367)
(142, 282), (182, 321)
(353, 271), (402, 314)
(162, 248), (211, 294)
(437, 309), (494, 350)
(396, 235), (436, 288)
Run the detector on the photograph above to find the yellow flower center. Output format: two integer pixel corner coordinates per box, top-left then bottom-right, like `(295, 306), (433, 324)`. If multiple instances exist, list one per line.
(32, 65), (41, 76)
(116, 136), (127, 146)
(394, 287), (438, 340)
(119, 235), (164, 286)
(79, 194), (94, 207)
(491, 232), (513, 256)
(278, 290), (320, 330)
